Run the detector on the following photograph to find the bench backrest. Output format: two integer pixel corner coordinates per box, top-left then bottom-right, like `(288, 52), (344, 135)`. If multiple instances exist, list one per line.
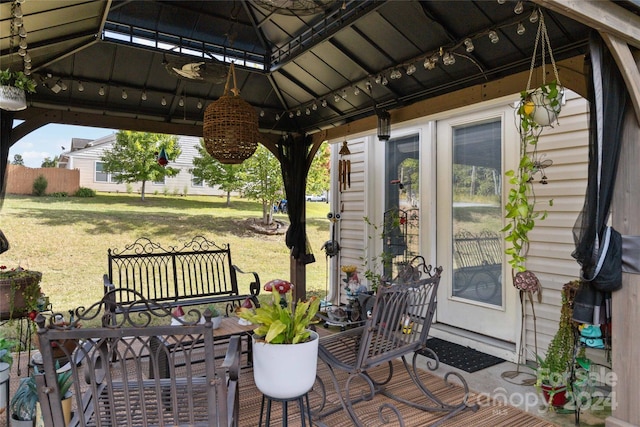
(35, 291), (236, 427)
(357, 262), (442, 369)
(107, 236), (240, 306)
(453, 229), (502, 269)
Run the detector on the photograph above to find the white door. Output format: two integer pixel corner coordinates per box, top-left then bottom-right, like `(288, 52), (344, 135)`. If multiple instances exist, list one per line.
(435, 107), (518, 342)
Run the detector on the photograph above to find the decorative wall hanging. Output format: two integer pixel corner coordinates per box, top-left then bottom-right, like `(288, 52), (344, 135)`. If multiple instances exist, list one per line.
(338, 140), (351, 191)
(203, 63), (258, 164)
(163, 54), (227, 84)
(156, 147), (168, 167)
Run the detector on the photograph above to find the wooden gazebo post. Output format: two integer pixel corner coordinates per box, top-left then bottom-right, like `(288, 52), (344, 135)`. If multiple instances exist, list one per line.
(261, 133), (324, 301)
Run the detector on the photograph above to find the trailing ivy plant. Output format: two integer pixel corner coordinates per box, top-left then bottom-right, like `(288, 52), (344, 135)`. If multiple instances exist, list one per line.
(502, 81), (560, 272)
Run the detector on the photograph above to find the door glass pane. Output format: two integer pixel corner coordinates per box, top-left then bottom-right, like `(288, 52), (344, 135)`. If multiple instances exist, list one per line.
(384, 134), (419, 279)
(451, 120), (503, 306)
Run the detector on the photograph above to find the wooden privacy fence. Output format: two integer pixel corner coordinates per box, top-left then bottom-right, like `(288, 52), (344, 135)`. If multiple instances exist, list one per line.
(6, 164), (80, 195)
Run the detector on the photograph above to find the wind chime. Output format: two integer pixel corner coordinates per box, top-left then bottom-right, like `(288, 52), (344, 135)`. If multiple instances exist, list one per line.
(156, 147), (169, 167)
(338, 140), (351, 191)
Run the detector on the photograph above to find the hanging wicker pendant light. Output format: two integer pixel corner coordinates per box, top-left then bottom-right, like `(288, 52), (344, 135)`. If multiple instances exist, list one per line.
(203, 63), (258, 164)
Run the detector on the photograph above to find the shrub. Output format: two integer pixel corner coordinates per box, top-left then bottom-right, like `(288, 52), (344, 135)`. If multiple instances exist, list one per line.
(50, 192), (68, 198)
(126, 183), (133, 194)
(74, 187), (96, 197)
(32, 175), (48, 196)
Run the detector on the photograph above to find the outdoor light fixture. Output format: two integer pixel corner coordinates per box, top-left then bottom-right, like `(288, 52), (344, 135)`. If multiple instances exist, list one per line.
(78, 81), (84, 92)
(161, 96), (167, 105)
(312, 102), (317, 110)
(405, 64), (416, 76)
(305, 108), (310, 115)
(178, 97), (184, 106)
(47, 80), (62, 94)
(289, 111), (294, 118)
(377, 110), (391, 141)
(121, 89), (128, 99)
(60, 81), (68, 91)
(141, 90), (147, 101)
(464, 38), (474, 53)
(353, 86), (360, 95)
(529, 9), (539, 23)
(260, 109), (265, 117)
(517, 22), (526, 35)
(514, 1), (524, 14)
(296, 109), (301, 116)
(488, 30), (499, 44)
(321, 99), (327, 107)
(276, 113), (280, 121)
(98, 86), (105, 96)
(334, 93), (341, 102)
(197, 100), (202, 109)
(443, 52), (455, 66)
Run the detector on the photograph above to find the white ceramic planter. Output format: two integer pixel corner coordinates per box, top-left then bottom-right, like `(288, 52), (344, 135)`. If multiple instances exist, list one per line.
(0, 85), (27, 111)
(529, 87), (563, 126)
(252, 330), (319, 399)
(198, 315), (222, 329)
(0, 362), (9, 413)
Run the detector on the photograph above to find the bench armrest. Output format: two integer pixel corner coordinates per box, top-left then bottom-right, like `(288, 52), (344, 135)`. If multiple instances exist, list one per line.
(233, 265), (260, 305)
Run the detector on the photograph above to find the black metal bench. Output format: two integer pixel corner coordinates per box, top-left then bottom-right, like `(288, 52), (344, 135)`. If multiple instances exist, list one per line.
(103, 236), (261, 317)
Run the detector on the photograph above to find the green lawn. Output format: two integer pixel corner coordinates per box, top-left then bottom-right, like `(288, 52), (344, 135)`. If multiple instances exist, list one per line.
(0, 193), (331, 315)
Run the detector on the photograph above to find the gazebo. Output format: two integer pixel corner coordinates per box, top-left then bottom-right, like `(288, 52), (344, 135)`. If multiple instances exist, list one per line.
(1, 2), (639, 425)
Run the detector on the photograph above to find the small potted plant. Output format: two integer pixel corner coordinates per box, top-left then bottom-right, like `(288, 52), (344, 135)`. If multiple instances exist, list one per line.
(10, 374), (38, 426)
(0, 69), (37, 112)
(534, 284), (574, 408)
(203, 304), (222, 329)
(238, 279), (320, 399)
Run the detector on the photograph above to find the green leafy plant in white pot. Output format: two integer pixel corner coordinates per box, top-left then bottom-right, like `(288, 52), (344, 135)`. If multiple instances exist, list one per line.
(0, 69), (36, 112)
(238, 279), (320, 399)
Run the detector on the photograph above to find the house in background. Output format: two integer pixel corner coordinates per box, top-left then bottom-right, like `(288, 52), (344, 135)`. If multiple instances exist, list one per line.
(59, 134), (225, 196)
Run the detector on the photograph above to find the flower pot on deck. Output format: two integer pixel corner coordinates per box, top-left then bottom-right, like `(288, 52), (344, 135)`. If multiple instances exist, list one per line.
(540, 383), (567, 407)
(252, 330), (319, 399)
(0, 271), (42, 320)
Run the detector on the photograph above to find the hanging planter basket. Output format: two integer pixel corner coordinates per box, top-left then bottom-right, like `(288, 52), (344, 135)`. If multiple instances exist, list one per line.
(0, 85), (27, 111)
(521, 10), (564, 127)
(203, 63), (258, 164)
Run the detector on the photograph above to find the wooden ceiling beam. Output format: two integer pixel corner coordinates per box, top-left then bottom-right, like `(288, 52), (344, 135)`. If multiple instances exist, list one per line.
(533, 0), (640, 49)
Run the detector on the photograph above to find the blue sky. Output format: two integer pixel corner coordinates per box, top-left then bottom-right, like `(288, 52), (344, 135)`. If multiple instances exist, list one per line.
(9, 123), (116, 168)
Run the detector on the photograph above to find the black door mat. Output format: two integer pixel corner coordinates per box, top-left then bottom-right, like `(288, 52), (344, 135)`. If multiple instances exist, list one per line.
(419, 338), (505, 373)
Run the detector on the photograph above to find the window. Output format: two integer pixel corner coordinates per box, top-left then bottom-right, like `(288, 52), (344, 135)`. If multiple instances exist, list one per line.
(451, 119), (503, 306)
(383, 133), (420, 279)
(95, 161), (110, 182)
(191, 175), (204, 187)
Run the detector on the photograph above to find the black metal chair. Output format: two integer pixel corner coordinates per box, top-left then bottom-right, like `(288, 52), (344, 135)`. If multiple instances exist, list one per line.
(314, 258), (478, 426)
(34, 289), (241, 427)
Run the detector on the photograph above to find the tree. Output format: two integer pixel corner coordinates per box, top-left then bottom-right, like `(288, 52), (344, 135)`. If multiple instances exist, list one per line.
(41, 156), (59, 168)
(306, 142), (330, 198)
(11, 154), (24, 166)
(190, 139), (244, 206)
(239, 145), (283, 225)
(101, 131), (181, 201)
